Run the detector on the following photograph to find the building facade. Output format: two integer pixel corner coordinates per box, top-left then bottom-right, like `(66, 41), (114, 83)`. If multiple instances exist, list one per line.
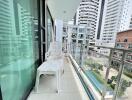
(67, 25), (90, 46)
(115, 30), (132, 71)
(100, 0), (132, 47)
(67, 25), (90, 50)
(67, 25), (90, 64)
(96, 0), (132, 55)
(116, 29), (132, 49)
(76, 0), (103, 45)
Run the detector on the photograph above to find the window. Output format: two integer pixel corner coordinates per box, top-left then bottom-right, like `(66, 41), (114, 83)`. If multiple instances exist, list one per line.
(128, 44), (132, 48)
(124, 39), (128, 42)
(79, 28), (85, 33)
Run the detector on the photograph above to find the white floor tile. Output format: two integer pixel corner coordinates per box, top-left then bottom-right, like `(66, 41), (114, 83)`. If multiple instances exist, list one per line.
(27, 57), (82, 100)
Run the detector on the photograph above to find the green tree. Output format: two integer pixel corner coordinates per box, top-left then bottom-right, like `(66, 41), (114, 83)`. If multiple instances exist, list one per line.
(118, 79), (131, 96)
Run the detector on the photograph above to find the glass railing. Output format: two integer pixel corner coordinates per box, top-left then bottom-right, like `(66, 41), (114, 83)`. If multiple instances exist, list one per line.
(67, 43), (132, 100)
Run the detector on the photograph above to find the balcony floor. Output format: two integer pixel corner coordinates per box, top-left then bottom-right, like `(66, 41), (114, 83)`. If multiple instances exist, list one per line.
(27, 57), (82, 100)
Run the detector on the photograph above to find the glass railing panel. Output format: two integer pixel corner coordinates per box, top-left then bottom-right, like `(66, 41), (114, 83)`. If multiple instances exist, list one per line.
(114, 52), (132, 100)
(82, 50), (115, 99)
(67, 42), (132, 100)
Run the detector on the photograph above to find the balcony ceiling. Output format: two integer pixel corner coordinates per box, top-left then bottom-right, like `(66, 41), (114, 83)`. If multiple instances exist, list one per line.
(47, 0), (81, 21)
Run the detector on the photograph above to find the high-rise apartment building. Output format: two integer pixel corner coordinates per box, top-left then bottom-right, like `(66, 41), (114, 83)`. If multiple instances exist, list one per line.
(76, 0), (104, 45)
(67, 25), (90, 64)
(129, 15), (132, 29)
(67, 25), (90, 46)
(100, 0), (132, 47)
(95, 0), (132, 55)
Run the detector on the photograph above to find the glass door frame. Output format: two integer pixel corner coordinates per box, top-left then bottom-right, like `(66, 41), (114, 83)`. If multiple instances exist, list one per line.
(0, 86), (2, 100)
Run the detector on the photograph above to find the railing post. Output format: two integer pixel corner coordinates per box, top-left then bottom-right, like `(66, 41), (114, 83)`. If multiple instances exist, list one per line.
(65, 40), (68, 53)
(69, 43), (72, 54)
(73, 43), (75, 58)
(105, 49), (113, 80)
(79, 43), (84, 67)
(102, 49), (113, 100)
(113, 50), (126, 100)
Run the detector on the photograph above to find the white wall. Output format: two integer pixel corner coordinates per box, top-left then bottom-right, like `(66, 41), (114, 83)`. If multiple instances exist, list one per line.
(55, 19), (63, 42)
(55, 19), (63, 49)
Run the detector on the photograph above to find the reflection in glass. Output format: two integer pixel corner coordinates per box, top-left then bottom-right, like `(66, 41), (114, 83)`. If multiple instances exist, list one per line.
(0, 0), (38, 100)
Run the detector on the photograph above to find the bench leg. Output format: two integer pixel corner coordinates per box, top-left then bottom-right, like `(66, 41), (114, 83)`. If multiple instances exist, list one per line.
(35, 71), (40, 92)
(56, 71), (60, 93)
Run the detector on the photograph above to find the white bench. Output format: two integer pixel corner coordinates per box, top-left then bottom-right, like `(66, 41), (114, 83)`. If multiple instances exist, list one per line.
(35, 59), (63, 93)
(34, 42), (64, 93)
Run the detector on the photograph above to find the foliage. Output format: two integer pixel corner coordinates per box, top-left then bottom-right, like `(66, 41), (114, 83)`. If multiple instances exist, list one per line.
(111, 61), (132, 79)
(111, 60), (120, 71)
(96, 63), (103, 70)
(84, 58), (103, 70)
(123, 71), (132, 79)
(111, 76), (117, 81)
(110, 84), (116, 89)
(92, 70), (113, 90)
(108, 76), (132, 96)
(92, 70), (105, 84)
(117, 79), (132, 96)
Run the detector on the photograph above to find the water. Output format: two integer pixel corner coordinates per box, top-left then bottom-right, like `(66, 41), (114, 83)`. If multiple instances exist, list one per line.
(85, 70), (104, 93)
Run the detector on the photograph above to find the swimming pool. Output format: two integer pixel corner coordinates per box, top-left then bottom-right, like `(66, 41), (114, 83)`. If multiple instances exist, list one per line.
(85, 70), (104, 93)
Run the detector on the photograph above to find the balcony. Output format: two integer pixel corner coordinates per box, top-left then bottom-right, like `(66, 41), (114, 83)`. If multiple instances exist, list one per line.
(116, 42), (132, 50)
(27, 57), (85, 100)
(0, 0), (132, 100)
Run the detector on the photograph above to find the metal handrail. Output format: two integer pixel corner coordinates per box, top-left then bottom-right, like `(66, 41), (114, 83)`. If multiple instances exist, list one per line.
(66, 42), (132, 100)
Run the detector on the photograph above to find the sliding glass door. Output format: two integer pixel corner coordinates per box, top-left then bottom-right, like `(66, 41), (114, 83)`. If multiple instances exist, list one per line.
(0, 0), (39, 100)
